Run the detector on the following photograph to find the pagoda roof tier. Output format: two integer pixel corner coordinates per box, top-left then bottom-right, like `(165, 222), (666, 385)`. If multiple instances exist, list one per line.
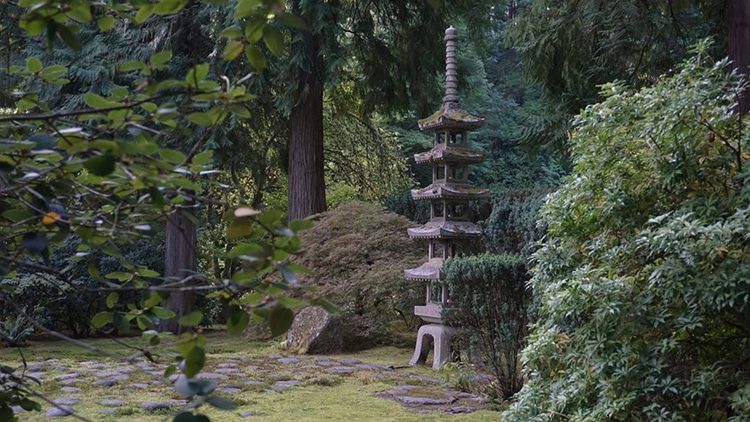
(407, 221), (481, 239)
(411, 183), (489, 201)
(418, 104), (485, 131)
(405, 258), (443, 281)
(414, 144), (486, 165)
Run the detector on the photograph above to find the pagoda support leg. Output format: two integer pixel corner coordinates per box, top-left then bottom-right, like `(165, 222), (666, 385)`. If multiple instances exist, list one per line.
(409, 324), (458, 369)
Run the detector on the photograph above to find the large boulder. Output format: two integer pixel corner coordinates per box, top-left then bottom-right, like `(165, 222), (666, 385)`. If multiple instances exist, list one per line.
(287, 306), (343, 354)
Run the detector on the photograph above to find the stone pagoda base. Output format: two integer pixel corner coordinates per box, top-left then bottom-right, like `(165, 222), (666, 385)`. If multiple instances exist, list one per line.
(409, 324), (459, 370)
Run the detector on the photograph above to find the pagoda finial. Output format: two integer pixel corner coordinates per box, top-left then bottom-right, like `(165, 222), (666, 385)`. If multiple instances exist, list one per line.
(443, 26), (459, 106)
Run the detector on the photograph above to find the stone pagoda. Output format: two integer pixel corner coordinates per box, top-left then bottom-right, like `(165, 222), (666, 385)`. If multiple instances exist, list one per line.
(407, 26), (487, 369)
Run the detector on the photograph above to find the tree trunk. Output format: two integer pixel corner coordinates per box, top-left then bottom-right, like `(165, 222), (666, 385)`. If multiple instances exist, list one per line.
(729, 0), (750, 115)
(159, 210), (196, 334)
(287, 9), (326, 220)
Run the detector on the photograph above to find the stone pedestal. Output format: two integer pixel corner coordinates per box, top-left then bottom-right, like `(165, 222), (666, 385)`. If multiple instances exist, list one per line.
(409, 324), (459, 369)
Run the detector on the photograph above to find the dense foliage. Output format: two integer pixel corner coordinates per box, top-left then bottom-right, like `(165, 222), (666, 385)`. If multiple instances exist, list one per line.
(507, 44), (750, 420)
(292, 202), (426, 349)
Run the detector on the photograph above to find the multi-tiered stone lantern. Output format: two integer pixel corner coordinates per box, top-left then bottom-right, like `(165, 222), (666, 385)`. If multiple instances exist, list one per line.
(407, 26), (487, 369)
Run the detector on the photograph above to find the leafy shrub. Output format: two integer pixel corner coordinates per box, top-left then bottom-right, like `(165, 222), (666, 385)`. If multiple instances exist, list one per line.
(507, 45), (750, 420)
(294, 201), (426, 349)
(0, 315), (34, 347)
(443, 253), (531, 400)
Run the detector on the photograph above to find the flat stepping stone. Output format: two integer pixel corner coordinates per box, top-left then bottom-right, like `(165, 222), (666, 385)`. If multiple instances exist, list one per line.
(94, 371), (122, 378)
(45, 405), (75, 417)
(53, 398), (80, 405)
(126, 383), (150, 389)
(100, 400), (127, 407)
(93, 380), (118, 387)
(60, 387), (80, 393)
(214, 368), (242, 374)
(216, 387), (242, 394)
(26, 364), (44, 372)
(240, 411), (255, 418)
(270, 384), (290, 391)
(54, 373), (79, 380)
(196, 372), (227, 380)
(324, 367), (356, 374)
(88, 363), (111, 369)
(101, 409), (118, 415)
(245, 365), (261, 371)
(277, 358), (301, 364)
(59, 379), (82, 385)
(275, 380), (303, 386)
(141, 402), (171, 410)
(316, 360), (341, 366)
(339, 359), (361, 365)
(218, 363), (238, 368)
(355, 363), (393, 371)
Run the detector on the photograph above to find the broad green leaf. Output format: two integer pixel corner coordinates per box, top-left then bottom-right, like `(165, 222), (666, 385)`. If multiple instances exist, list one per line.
(289, 219), (313, 232)
(186, 63), (209, 84)
(119, 61), (146, 72)
(226, 305), (249, 335)
(277, 297), (306, 308)
(174, 411), (196, 422)
(263, 25), (284, 56)
(158, 148), (186, 164)
(83, 151), (115, 176)
(134, 4), (154, 23)
(268, 305), (294, 337)
(207, 396), (237, 410)
(276, 264), (297, 285)
(275, 12), (307, 30)
(56, 24), (82, 51)
(192, 150), (213, 165)
(234, 0), (263, 18)
(97, 15), (116, 31)
(188, 112), (215, 126)
(244, 45), (266, 70)
(181, 346), (206, 378)
(91, 312), (113, 328)
(26, 57), (43, 72)
(311, 297), (340, 314)
(222, 40), (244, 61)
(106, 292), (119, 309)
(29, 133), (57, 150)
(67, 2), (92, 22)
(151, 51), (173, 66)
(84, 92), (110, 108)
(104, 271), (130, 282)
(257, 209), (283, 225)
(179, 311), (204, 327)
(220, 27), (243, 38)
(150, 306), (176, 319)
(153, 0), (184, 15)
(284, 263), (313, 275)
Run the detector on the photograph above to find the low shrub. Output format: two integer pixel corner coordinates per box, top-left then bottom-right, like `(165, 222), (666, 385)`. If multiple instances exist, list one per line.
(294, 201), (426, 350)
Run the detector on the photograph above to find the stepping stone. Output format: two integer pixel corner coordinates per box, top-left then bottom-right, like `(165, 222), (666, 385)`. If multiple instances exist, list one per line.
(94, 371), (121, 378)
(126, 383), (150, 389)
(59, 379), (82, 385)
(45, 405), (75, 417)
(26, 364), (44, 372)
(101, 409), (118, 415)
(316, 360), (340, 366)
(245, 366), (260, 371)
(215, 368), (242, 374)
(54, 366), (69, 372)
(196, 373), (227, 380)
(355, 363), (393, 371)
(60, 387), (80, 393)
(240, 411), (254, 418)
(339, 359), (361, 365)
(11, 406), (24, 413)
(54, 373), (79, 380)
(93, 379), (118, 387)
(324, 367), (355, 374)
(216, 387), (242, 394)
(100, 400), (127, 407)
(270, 384), (290, 391)
(275, 380), (303, 386)
(89, 363), (112, 369)
(218, 363), (238, 368)
(26, 372), (46, 379)
(278, 358), (301, 365)
(53, 398), (80, 405)
(141, 402), (171, 410)
(116, 367), (135, 373)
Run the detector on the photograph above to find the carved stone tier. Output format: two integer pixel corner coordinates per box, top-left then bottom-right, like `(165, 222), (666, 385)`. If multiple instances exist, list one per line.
(411, 183), (489, 201)
(418, 103), (484, 132)
(407, 221), (481, 239)
(404, 257), (443, 281)
(414, 144), (486, 165)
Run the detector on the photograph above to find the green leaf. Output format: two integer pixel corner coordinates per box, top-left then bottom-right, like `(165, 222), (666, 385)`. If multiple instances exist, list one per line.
(153, 0), (185, 15)
(19, 398), (41, 411)
(119, 61), (146, 72)
(56, 24), (82, 51)
(106, 292), (119, 309)
(268, 305), (294, 337)
(174, 412), (196, 422)
(67, 2), (92, 22)
(0, 404), (13, 421)
(262, 26), (285, 56)
(181, 346), (206, 378)
(158, 148), (186, 164)
(275, 12), (307, 30)
(188, 112), (215, 126)
(150, 306), (176, 319)
(92, 312), (113, 328)
(84, 92), (110, 108)
(207, 396), (237, 410)
(234, 0), (263, 18)
(244, 45), (266, 70)
(83, 151), (115, 176)
(222, 40), (244, 61)
(105, 271), (131, 282)
(226, 305), (249, 335)
(134, 4), (154, 23)
(258, 209), (283, 226)
(26, 57), (42, 72)
(192, 150), (213, 166)
(312, 297), (339, 314)
(97, 15), (116, 31)
(151, 51), (173, 65)
(220, 27), (243, 38)
(179, 311), (204, 327)
(289, 219), (313, 232)
(186, 63), (209, 84)
(277, 297), (306, 308)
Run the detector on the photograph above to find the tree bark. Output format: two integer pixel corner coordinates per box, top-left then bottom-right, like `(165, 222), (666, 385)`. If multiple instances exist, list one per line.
(729, 0), (750, 115)
(159, 210), (196, 334)
(287, 7), (326, 220)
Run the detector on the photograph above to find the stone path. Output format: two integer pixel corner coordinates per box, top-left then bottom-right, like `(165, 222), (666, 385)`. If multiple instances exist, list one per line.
(7, 354), (487, 418)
